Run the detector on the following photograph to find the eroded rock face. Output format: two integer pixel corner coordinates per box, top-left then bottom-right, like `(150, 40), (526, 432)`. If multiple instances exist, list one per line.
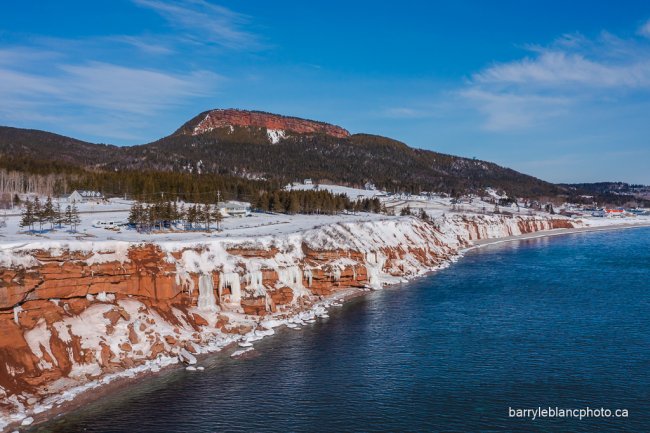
(189, 109), (350, 138)
(0, 215), (577, 429)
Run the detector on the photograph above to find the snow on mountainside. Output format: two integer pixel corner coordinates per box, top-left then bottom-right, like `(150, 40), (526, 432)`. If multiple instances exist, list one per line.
(266, 129), (286, 144)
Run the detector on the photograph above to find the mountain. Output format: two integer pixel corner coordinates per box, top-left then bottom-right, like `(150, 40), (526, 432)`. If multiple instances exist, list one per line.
(0, 126), (117, 168)
(561, 182), (650, 202)
(1, 108), (563, 198)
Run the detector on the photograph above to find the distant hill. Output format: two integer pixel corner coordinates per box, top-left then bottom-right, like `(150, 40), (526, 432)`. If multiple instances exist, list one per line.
(561, 182), (650, 204)
(0, 109), (570, 199)
(0, 126), (117, 168)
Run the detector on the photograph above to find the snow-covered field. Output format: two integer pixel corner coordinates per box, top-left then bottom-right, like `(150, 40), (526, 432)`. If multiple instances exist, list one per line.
(1, 194), (648, 249)
(286, 182), (385, 199)
(0, 198), (395, 245)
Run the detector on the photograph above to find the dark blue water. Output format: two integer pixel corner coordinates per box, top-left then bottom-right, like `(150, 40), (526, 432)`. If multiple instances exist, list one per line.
(33, 228), (650, 432)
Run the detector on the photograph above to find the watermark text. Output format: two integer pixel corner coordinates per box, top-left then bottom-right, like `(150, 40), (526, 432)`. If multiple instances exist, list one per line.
(509, 406), (628, 421)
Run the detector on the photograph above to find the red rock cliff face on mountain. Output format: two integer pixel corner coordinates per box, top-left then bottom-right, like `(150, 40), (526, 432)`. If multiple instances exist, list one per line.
(185, 109), (350, 138)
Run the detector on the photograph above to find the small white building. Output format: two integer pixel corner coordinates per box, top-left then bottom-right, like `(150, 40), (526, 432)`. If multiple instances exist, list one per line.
(217, 201), (251, 217)
(303, 178), (313, 185)
(68, 190), (104, 203)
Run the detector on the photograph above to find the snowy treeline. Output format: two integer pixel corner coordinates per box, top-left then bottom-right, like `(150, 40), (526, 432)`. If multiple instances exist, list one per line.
(19, 197), (80, 232)
(128, 200), (223, 232)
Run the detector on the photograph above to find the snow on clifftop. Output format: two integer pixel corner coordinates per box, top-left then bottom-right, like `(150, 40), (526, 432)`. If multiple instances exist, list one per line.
(0, 213), (581, 270)
(1, 202), (648, 269)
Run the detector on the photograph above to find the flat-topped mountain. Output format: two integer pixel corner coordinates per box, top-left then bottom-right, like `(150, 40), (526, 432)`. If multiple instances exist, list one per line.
(175, 109), (350, 139)
(0, 108), (569, 198)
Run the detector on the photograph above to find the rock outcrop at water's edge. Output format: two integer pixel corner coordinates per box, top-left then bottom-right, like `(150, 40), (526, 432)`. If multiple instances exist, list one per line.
(0, 214), (576, 429)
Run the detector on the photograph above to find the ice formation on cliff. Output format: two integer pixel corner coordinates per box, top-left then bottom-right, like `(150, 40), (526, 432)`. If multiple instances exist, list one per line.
(219, 272), (242, 304)
(304, 268), (313, 287)
(365, 251), (387, 290)
(244, 270), (265, 296)
(198, 274), (218, 311)
(278, 266), (310, 300)
(244, 270), (271, 309)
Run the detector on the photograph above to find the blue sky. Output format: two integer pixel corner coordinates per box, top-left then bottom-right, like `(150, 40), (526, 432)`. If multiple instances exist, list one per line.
(1, 1), (650, 184)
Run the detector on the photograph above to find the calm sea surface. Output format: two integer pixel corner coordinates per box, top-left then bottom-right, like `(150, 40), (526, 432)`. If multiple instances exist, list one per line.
(32, 227), (650, 432)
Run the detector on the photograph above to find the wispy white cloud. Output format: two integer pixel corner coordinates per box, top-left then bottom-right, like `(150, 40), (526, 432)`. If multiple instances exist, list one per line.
(459, 89), (571, 131)
(58, 62), (219, 114)
(0, 1), (264, 142)
(132, 0), (260, 49)
(461, 29), (650, 131)
(0, 54), (221, 140)
(109, 35), (175, 55)
(0, 47), (62, 66)
(473, 51), (650, 89)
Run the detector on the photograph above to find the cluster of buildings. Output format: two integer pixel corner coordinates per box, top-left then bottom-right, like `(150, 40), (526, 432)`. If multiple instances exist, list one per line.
(558, 204), (649, 218)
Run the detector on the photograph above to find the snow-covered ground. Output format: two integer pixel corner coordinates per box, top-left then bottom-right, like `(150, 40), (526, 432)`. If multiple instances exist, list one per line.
(579, 215), (650, 228)
(1, 194), (648, 249)
(286, 182), (386, 199)
(0, 198), (394, 245)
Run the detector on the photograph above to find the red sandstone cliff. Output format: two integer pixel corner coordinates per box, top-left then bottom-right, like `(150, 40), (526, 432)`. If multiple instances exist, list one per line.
(0, 215), (577, 430)
(180, 109), (350, 138)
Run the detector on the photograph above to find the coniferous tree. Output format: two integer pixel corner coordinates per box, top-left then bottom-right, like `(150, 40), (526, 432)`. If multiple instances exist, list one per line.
(186, 205), (197, 229)
(54, 202), (64, 228)
(203, 203), (212, 231)
(70, 204), (81, 232)
(33, 197), (44, 231)
(400, 205), (412, 216)
(212, 205), (224, 231)
(20, 200), (35, 231)
(64, 205), (72, 228)
(178, 202), (186, 228)
(255, 193), (269, 212)
(270, 192), (284, 213)
(43, 196), (55, 230)
(288, 194), (300, 214)
(128, 201), (144, 231)
(372, 198), (382, 213)
(144, 204), (154, 231)
(171, 201), (180, 225)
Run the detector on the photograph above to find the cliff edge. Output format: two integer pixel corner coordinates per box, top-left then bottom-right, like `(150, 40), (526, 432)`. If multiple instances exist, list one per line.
(0, 214), (576, 430)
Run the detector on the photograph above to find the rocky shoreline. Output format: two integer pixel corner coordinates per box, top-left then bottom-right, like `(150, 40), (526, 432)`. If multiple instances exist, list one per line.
(0, 214), (577, 431)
